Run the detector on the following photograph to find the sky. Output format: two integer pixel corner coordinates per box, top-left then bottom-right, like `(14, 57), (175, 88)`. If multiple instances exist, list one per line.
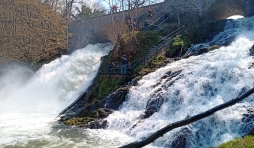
(71, 0), (165, 14)
(227, 15), (244, 20)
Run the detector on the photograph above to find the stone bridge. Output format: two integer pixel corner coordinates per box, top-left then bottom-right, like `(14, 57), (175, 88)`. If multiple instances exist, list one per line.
(68, 0), (254, 51)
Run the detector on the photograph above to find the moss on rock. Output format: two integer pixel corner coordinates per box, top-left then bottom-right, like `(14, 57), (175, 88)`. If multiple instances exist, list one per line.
(64, 117), (95, 126)
(168, 35), (191, 58)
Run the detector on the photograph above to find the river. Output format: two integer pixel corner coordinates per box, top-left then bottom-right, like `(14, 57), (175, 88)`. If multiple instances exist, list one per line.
(1, 17), (254, 148)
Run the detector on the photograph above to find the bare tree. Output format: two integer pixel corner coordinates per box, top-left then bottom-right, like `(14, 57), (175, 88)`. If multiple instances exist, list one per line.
(74, 1), (105, 19)
(101, 0), (146, 57)
(0, 0), (67, 66)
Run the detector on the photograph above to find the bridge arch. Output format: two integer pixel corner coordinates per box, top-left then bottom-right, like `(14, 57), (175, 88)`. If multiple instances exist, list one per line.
(207, 0), (244, 20)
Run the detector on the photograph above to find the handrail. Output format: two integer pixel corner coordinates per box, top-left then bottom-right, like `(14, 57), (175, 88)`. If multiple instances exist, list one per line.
(131, 26), (185, 71)
(150, 25), (185, 48)
(61, 26), (184, 116)
(148, 14), (170, 29)
(148, 17), (161, 27)
(98, 26), (185, 76)
(158, 16), (170, 26)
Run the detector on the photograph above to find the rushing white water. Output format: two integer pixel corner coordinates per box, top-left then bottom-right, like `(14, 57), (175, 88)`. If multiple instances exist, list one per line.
(107, 16), (254, 147)
(2, 17), (254, 148)
(0, 43), (117, 147)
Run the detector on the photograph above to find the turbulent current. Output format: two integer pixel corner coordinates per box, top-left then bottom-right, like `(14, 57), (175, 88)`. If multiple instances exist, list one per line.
(1, 16), (254, 148)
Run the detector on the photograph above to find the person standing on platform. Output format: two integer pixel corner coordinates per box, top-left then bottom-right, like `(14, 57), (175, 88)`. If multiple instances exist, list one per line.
(121, 55), (128, 75)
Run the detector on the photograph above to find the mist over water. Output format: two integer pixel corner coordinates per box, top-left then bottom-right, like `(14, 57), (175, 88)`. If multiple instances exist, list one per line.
(0, 43), (114, 147)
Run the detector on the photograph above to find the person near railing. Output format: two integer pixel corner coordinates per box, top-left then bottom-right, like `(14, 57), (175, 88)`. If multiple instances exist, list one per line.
(144, 20), (149, 31)
(107, 61), (113, 75)
(121, 55), (128, 75)
(127, 61), (132, 74)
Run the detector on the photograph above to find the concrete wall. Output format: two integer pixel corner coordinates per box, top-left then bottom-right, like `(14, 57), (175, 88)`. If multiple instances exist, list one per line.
(68, 0), (254, 51)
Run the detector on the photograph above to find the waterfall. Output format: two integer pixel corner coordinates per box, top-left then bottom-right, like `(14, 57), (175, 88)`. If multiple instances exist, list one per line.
(107, 16), (254, 147)
(2, 16), (254, 148)
(0, 43), (113, 147)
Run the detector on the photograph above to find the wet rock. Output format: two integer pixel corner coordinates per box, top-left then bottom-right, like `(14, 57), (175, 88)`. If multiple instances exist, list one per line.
(242, 114), (254, 123)
(100, 87), (129, 110)
(140, 94), (164, 119)
(64, 108), (113, 129)
(85, 119), (108, 129)
(198, 45), (220, 54)
(161, 71), (172, 79)
(59, 92), (88, 121)
(247, 107), (254, 113)
(78, 108), (114, 119)
(141, 106), (157, 119)
(241, 113), (254, 134)
(64, 117), (95, 127)
(97, 108), (114, 118)
(248, 129), (254, 136)
(171, 128), (191, 148)
(249, 44), (254, 55)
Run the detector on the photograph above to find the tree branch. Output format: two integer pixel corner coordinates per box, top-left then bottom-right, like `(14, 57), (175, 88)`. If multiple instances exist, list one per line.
(119, 87), (254, 148)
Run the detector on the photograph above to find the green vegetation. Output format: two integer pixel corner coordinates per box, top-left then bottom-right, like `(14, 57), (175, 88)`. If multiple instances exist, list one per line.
(64, 30), (163, 126)
(136, 31), (159, 51)
(168, 35), (192, 57)
(76, 4), (105, 19)
(118, 30), (159, 62)
(63, 21), (225, 128)
(64, 117), (94, 126)
(216, 135), (254, 148)
(64, 19), (225, 127)
(208, 45), (220, 51)
(137, 54), (167, 77)
(87, 76), (122, 102)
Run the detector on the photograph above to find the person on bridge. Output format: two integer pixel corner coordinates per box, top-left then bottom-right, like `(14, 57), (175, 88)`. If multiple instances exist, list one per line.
(112, 5), (117, 13)
(147, 7), (152, 17)
(133, 21), (136, 31)
(147, 7), (155, 21)
(121, 55), (128, 75)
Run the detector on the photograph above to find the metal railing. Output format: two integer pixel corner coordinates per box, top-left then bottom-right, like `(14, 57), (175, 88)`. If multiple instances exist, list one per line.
(131, 26), (185, 73)
(148, 13), (171, 29)
(98, 26), (185, 76)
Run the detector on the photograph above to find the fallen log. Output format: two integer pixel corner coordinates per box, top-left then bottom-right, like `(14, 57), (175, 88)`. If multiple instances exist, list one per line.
(119, 87), (254, 148)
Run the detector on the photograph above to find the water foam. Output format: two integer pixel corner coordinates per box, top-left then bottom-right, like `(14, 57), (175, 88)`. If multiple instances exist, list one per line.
(0, 43), (113, 147)
(107, 17), (254, 147)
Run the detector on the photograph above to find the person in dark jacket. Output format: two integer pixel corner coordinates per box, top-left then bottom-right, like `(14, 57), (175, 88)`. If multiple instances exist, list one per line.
(107, 61), (113, 75)
(121, 55), (128, 75)
(144, 20), (149, 31)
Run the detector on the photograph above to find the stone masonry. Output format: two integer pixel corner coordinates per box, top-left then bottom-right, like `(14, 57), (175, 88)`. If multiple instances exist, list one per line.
(68, 0), (254, 51)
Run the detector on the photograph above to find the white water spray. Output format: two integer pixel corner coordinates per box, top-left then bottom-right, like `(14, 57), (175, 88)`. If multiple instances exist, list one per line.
(107, 17), (254, 147)
(0, 43), (113, 147)
(2, 16), (254, 148)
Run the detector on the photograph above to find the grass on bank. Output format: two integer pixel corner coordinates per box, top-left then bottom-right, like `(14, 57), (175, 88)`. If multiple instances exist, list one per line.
(216, 135), (254, 148)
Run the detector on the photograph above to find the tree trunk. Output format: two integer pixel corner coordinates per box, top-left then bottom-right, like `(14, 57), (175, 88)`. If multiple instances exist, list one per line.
(119, 87), (254, 148)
